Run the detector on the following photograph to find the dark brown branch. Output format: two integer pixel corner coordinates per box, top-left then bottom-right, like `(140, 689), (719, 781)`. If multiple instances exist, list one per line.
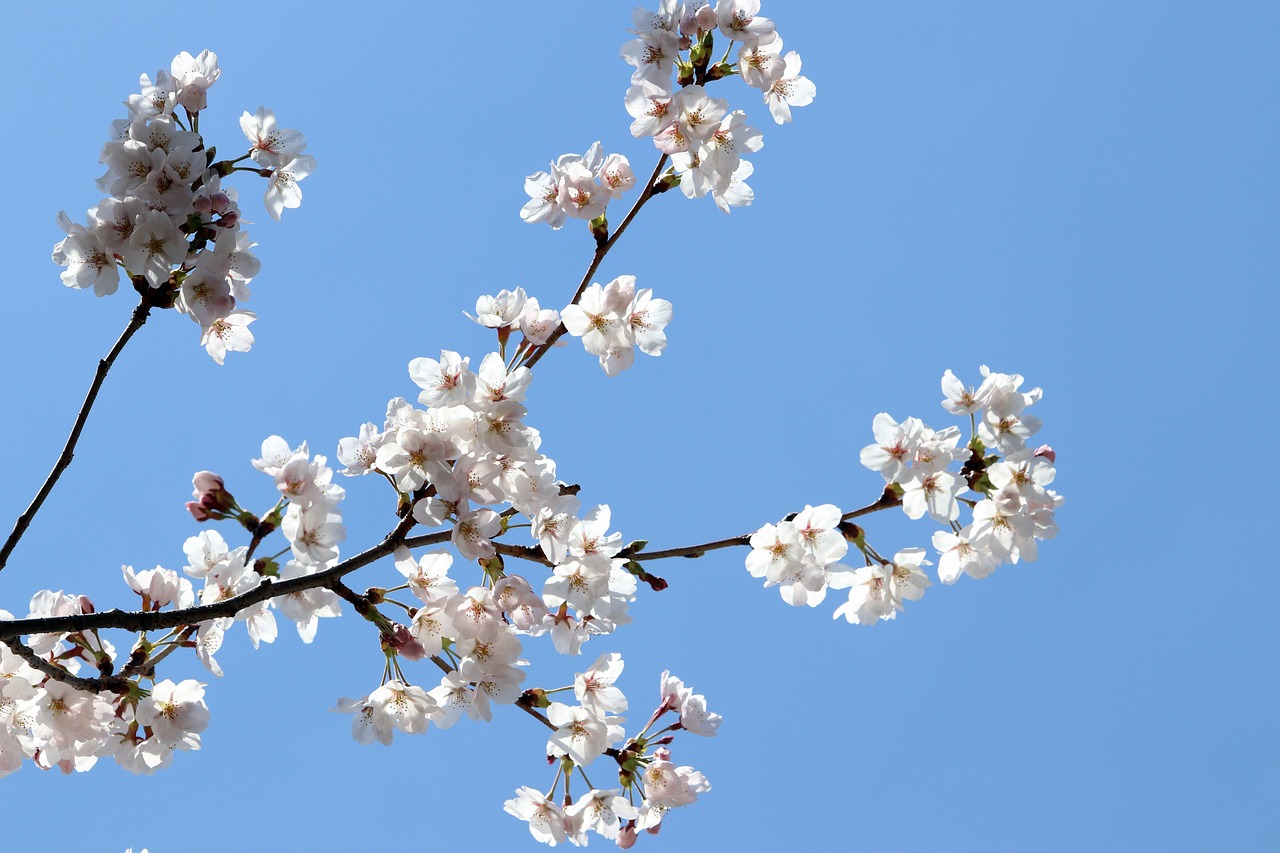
(491, 541), (554, 567)
(0, 296), (152, 575)
(518, 701), (557, 732)
(0, 513), (429, 642)
(523, 153), (670, 370)
(400, 531), (455, 551)
(844, 486), (903, 519)
(631, 534), (750, 562)
(3, 638), (129, 695)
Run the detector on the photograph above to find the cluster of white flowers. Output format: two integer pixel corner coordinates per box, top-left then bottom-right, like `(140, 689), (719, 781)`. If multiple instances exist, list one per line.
(622, 0), (813, 210)
(0, 434), (351, 779)
(524, 0), (815, 226)
(522, 142), (637, 230)
(503, 658), (717, 847)
(0, 610), (209, 778)
(746, 503), (856, 608)
(461, 282), (672, 377)
(562, 276), (673, 376)
(336, 348), (641, 662)
(50, 51), (315, 361)
(746, 367), (1062, 625)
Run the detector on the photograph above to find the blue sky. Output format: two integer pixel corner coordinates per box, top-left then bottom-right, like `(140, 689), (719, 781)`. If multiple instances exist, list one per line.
(1, 1), (1276, 850)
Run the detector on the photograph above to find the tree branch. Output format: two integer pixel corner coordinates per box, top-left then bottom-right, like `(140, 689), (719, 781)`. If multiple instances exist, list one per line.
(0, 295), (152, 575)
(0, 491), (901, 644)
(0, 512), (427, 641)
(2, 638), (128, 695)
(492, 541), (554, 567)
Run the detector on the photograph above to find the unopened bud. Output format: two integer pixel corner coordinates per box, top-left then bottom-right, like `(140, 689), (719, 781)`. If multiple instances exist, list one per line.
(519, 688), (551, 709)
(707, 61), (736, 81)
(616, 824), (638, 849)
(192, 471), (224, 495)
(1033, 444), (1056, 463)
(655, 173), (682, 194)
(191, 470), (239, 518)
(837, 521), (864, 542)
(78, 595), (95, 614)
(589, 214), (609, 248)
(384, 623), (426, 660)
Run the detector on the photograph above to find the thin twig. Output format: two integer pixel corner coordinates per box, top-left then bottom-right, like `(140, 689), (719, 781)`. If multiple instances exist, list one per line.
(629, 492), (904, 562)
(523, 154), (670, 370)
(631, 534), (751, 561)
(0, 296), (152, 575)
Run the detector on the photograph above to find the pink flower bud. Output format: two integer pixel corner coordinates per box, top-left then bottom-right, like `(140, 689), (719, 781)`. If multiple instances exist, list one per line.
(186, 500), (212, 521)
(192, 471), (224, 496)
(1033, 444), (1056, 463)
(191, 471), (237, 515)
(77, 595), (95, 614)
(217, 210), (239, 229)
(616, 824), (638, 849)
(385, 624), (426, 660)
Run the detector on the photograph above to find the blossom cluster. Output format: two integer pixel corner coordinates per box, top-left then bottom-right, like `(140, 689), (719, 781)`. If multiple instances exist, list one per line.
(336, 348), (641, 660)
(0, 607), (210, 778)
(51, 51), (314, 361)
(0, 438), (349, 778)
(522, 142), (637, 230)
(562, 276), (673, 375)
(625, 0), (812, 207)
(503, 658), (718, 847)
(524, 0), (815, 224)
(746, 367), (1062, 625)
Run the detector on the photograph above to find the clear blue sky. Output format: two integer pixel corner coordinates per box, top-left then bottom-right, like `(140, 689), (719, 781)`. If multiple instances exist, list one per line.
(1, 2), (1276, 850)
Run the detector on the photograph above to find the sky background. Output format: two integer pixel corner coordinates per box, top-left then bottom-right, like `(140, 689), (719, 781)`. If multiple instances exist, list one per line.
(1, 1), (1276, 850)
